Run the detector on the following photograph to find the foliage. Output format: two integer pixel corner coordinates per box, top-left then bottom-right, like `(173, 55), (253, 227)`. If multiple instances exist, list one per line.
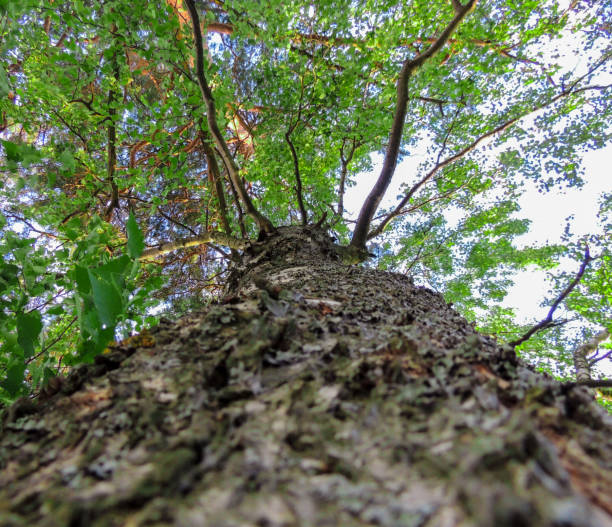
(0, 0), (610, 402)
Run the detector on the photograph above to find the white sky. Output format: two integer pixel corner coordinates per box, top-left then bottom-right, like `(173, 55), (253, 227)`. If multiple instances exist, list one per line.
(505, 144), (611, 322)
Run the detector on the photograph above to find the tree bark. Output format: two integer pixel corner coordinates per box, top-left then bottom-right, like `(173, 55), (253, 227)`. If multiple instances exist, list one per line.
(1, 226), (611, 526)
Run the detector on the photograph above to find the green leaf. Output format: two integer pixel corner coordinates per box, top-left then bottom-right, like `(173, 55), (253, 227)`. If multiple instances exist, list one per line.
(74, 265), (91, 294)
(0, 362), (26, 397)
(96, 255), (131, 283)
(1, 139), (20, 163)
(0, 65), (10, 97)
(87, 269), (123, 328)
(126, 212), (145, 259)
(17, 311), (43, 358)
(58, 150), (76, 174)
(0, 263), (19, 289)
(1, 140), (41, 168)
(47, 305), (65, 316)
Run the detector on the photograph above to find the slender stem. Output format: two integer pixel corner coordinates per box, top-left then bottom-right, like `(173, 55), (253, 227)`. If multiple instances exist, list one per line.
(25, 316), (78, 365)
(284, 79), (308, 225)
(220, 153), (247, 237)
(104, 33), (120, 222)
(285, 131), (308, 225)
(508, 247), (592, 348)
(337, 137), (357, 218)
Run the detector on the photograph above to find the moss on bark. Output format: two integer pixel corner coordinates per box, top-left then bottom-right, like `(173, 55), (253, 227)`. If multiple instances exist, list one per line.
(1, 227), (611, 526)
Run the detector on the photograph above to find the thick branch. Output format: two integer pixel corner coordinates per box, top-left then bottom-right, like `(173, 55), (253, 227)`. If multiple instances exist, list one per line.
(350, 0), (477, 249)
(573, 328), (610, 382)
(508, 247), (592, 348)
(139, 232), (249, 260)
(207, 18), (539, 67)
(184, 0), (274, 234)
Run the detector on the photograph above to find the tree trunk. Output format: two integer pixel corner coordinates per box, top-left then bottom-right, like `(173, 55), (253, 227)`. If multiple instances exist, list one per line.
(1, 226), (611, 527)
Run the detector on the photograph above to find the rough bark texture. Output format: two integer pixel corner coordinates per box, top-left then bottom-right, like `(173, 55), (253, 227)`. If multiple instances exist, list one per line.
(1, 226), (611, 527)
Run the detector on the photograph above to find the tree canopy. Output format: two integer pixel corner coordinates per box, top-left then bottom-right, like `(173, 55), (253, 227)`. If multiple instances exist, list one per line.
(0, 0), (610, 403)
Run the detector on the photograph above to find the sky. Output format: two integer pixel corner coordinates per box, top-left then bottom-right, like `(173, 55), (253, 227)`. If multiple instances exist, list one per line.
(504, 144), (611, 323)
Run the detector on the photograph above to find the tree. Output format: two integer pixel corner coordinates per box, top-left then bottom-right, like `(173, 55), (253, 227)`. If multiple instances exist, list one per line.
(1, 0), (611, 524)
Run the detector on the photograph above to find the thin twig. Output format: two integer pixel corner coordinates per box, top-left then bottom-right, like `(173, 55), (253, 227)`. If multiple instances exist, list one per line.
(4, 212), (60, 239)
(25, 316), (78, 365)
(588, 349), (612, 368)
(508, 246), (592, 348)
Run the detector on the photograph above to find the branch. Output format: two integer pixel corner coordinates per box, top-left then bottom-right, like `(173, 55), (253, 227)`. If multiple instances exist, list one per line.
(139, 232), (249, 260)
(222, 155), (247, 237)
(184, 0), (274, 234)
(26, 317), (78, 365)
(508, 246), (592, 348)
(123, 193), (199, 236)
(562, 379), (612, 389)
(200, 129), (233, 236)
(350, 0), (477, 249)
(49, 109), (89, 151)
(206, 17), (540, 67)
(573, 328), (610, 381)
(285, 132), (308, 225)
(103, 37), (120, 222)
(158, 209), (197, 236)
(337, 137), (359, 218)
(588, 349), (612, 368)
(4, 212), (60, 239)
(372, 175), (474, 236)
(284, 85), (308, 225)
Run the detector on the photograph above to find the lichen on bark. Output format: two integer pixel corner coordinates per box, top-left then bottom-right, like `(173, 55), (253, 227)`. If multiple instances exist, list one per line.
(1, 226), (611, 526)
